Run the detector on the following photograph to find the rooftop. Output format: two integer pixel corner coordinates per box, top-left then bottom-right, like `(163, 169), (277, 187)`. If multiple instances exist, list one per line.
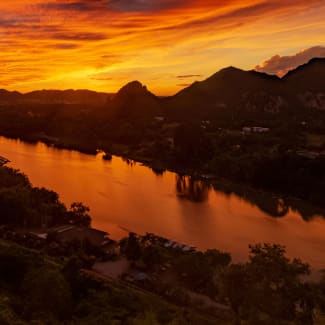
(52, 225), (113, 247)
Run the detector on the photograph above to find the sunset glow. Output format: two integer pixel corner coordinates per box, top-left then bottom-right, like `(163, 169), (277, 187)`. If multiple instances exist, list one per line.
(1, 0), (325, 94)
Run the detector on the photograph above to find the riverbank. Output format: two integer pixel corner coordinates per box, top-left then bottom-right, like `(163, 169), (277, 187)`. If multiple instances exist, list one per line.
(3, 132), (323, 220)
(1, 153), (325, 323)
(1, 224), (323, 324)
(2, 134), (325, 270)
(0, 155), (9, 166)
(0, 133), (299, 193)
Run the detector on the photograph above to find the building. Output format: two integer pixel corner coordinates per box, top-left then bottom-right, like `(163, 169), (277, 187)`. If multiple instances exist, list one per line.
(49, 225), (116, 254)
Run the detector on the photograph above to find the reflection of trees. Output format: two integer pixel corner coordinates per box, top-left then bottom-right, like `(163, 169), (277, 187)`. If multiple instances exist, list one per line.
(122, 158), (136, 167)
(213, 182), (324, 221)
(241, 190), (289, 218)
(151, 167), (165, 176)
(176, 175), (210, 203)
(287, 199), (325, 221)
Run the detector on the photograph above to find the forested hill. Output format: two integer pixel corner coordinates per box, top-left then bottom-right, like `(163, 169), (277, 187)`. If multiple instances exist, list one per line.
(0, 89), (112, 105)
(0, 58), (325, 209)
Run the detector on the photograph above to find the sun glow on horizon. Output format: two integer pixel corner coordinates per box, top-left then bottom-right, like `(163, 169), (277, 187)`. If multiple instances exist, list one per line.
(1, 0), (325, 95)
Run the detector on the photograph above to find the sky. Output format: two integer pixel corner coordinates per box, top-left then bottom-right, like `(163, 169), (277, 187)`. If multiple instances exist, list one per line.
(1, 0), (325, 95)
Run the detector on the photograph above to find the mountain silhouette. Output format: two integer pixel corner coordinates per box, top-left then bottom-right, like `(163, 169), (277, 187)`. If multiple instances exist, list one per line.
(107, 81), (162, 119)
(0, 89), (23, 102)
(165, 66), (284, 120)
(168, 58), (325, 120)
(0, 89), (111, 105)
(282, 58), (325, 110)
(1, 58), (324, 120)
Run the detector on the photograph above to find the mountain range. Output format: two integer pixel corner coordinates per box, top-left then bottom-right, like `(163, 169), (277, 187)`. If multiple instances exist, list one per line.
(0, 89), (111, 105)
(107, 57), (325, 120)
(1, 58), (324, 120)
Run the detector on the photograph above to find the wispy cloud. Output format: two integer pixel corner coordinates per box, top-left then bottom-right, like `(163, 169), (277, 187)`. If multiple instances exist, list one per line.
(177, 74), (202, 79)
(0, 0), (324, 94)
(255, 46), (325, 76)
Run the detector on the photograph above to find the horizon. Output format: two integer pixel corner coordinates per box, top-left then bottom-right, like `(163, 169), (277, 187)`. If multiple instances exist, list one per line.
(2, 2), (325, 323)
(2, 56), (325, 97)
(1, 1), (325, 95)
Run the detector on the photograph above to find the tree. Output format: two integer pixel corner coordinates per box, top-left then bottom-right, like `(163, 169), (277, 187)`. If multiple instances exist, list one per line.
(174, 123), (213, 164)
(142, 244), (165, 269)
(0, 252), (29, 290)
(120, 232), (141, 261)
(68, 202), (91, 227)
(23, 266), (72, 320)
(175, 252), (214, 292)
(0, 187), (31, 226)
(221, 244), (311, 324)
(0, 295), (23, 325)
(204, 249), (232, 269)
(247, 243), (310, 323)
(221, 264), (249, 325)
(130, 311), (159, 325)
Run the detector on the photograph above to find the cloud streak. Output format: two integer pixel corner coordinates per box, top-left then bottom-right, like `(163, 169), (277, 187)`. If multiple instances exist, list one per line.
(177, 75), (202, 79)
(0, 0), (324, 94)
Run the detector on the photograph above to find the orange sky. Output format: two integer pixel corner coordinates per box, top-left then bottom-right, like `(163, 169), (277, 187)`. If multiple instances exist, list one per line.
(1, 0), (325, 95)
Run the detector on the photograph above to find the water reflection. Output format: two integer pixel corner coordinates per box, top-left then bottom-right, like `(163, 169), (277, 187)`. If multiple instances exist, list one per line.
(172, 173), (324, 221)
(2, 136), (325, 269)
(122, 158), (136, 167)
(150, 167), (166, 176)
(212, 182), (324, 221)
(176, 175), (210, 202)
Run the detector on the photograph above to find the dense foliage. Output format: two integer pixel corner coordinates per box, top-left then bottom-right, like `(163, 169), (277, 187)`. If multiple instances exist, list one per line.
(0, 166), (91, 228)
(1, 97), (325, 210)
(119, 233), (325, 325)
(1, 168), (325, 324)
(0, 241), (223, 325)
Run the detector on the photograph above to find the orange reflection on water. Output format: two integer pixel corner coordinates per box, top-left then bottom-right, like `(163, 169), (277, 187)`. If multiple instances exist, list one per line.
(1, 136), (325, 269)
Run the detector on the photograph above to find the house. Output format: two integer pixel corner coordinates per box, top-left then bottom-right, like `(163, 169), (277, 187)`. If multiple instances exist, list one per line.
(49, 225), (116, 253)
(57, 226), (110, 245)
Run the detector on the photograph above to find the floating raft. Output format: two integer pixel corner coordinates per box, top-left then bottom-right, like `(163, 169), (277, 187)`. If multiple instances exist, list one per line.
(0, 156), (10, 166)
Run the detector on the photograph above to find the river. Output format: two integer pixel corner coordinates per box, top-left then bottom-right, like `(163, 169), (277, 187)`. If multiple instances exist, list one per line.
(1, 136), (325, 268)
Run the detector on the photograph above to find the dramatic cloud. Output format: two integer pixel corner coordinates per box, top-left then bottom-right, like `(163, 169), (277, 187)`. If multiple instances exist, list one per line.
(0, 0), (325, 94)
(255, 46), (325, 76)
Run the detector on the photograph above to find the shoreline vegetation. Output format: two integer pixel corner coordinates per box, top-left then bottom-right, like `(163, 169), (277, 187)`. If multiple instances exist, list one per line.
(1, 164), (325, 324)
(0, 59), (325, 212)
(1, 59), (325, 323)
(2, 133), (324, 222)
